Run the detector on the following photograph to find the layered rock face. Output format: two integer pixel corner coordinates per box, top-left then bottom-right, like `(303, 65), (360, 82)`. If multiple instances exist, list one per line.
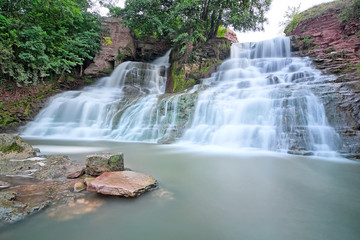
(289, 7), (360, 159)
(84, 18), (171, 77)
(166, 37), (233, 93)
(84, 17), (136, 76)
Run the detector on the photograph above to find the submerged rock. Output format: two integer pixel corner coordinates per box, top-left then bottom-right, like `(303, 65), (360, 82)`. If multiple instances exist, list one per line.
(74, 181), (87, 192)
(0, 179), (77, 227)
(87, 171), (157, 197)
(0, 139), (82, 227)
(85, 153), (124, 176)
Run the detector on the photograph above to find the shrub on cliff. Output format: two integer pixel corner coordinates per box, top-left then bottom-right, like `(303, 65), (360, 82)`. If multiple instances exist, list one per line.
(0, 0), (102, 87)
(283, 0), (358, 36)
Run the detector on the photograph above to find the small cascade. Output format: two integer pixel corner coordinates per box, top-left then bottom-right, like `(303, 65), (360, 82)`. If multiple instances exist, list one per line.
(22, 50), (192, 142)
(181, 37), (340, 156)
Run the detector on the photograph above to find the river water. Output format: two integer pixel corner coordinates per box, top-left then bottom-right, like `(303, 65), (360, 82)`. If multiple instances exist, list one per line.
(1, 140), (360, 240)
(3, 37), (360, 239)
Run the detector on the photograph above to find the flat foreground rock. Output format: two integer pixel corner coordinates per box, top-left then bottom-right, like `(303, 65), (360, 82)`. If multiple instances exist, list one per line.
(87, 171), (157, 197)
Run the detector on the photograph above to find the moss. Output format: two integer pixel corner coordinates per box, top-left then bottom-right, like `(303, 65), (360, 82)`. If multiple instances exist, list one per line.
(356, 30), (360, 40)
(0, 142), (24, 153)
(84, 78), (95, 84)
(171, 62), (197, 92)
(103, 36), (112, 46)
(0, 110), (15, 126)
(116, 46), (133, 62)
(66, 76), (75, 82)
(0, 84), (57, 129)
(324, 46), (335, 53)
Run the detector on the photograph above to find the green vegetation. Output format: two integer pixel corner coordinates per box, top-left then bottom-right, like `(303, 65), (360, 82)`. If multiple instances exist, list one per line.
(0, 84), (56, 127)
(0, 142), (24, 154)
(216, 26), (227, 38)
(0, 0), (101, 87)
(284, 0), (359, 35)
(171, 62), (196, 92)
(107, 0), (271, 56)
(103, 36), (113, 46)
(282, 5), (302, 35)
(339, 0), (360, 22)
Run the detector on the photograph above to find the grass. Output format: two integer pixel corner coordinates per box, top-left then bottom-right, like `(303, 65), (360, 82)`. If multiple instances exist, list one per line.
(285, 0), (354, 35)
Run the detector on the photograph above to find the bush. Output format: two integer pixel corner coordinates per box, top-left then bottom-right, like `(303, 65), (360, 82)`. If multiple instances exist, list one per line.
(339, 0), (360, 22)
(0, 0), (101, 86)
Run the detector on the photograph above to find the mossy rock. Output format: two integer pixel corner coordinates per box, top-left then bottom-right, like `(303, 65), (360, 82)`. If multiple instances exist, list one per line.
(0, 134), (35, 160)
(85, 152), (125, 176)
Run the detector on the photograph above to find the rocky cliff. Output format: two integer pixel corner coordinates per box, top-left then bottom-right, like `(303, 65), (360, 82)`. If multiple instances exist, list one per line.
(83, 17), (237, 93)
(288, 0), (360, 159)
(84, 17), (171, 77)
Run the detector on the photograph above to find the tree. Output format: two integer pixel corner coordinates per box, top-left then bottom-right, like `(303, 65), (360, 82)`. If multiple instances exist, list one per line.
(280, 4), (301, 35)
(108, 0), (271, 54)
(0, 0), (101, 86)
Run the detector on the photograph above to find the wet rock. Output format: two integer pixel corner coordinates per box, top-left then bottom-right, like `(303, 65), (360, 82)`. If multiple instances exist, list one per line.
(0, 178), (78, 227)
(287, 150), (314, 156)
(84, 177), (96, 186)
(74, 181), (86, 192)
(87, 171), (157, 197)
(0, 134), (36, 160)
(0, 180), (10, 189)
(166, 38), (231, 93)
(288, 4), (360, 160)
(0, 152), (80, 227)
(32, 155), (71, 180)
(85, 153), (124, 176)
(67, 166), (85, 179)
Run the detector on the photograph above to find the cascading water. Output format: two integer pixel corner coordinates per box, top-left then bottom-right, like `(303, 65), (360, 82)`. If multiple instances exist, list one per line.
(22, 37), (340, 156)
(181, 37), (340, 156)
(22, 50), (190, 142)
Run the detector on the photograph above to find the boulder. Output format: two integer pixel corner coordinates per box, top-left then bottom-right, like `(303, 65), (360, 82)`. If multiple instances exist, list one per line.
(0, 134), (36, 160)
(85, 153), (124, 176)
(87, 171), (157, 197)
(67, 166), (85, 179)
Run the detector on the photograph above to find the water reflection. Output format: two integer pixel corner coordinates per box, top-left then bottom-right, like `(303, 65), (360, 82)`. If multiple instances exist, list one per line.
(47, 197), (104, 221)
(150, 187), (175, 201)
(1, 140), (358, 240)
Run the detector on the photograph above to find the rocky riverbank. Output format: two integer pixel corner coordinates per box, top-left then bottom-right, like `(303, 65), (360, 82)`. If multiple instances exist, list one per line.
(287, 1), (360, 159)
(0, 134), (157, 227)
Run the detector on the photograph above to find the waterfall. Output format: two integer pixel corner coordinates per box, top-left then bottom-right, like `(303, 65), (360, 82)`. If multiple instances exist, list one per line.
(22, 50), (189, 142)
(22, 37), (340, 156)
(181, 37), (340, 156)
